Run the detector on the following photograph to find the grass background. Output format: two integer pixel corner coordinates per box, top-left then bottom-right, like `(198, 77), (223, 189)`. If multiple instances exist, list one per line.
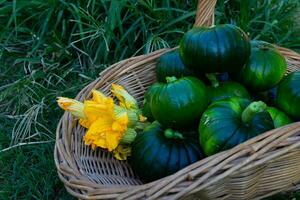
(0, 0), (299, 199)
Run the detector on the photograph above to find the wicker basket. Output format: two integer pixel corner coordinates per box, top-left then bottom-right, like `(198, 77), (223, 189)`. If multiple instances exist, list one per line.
(54, 0), (300, 199)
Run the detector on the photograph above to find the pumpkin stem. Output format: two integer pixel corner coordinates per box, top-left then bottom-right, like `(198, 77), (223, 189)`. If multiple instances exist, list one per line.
(241, 101), (267, 124)
(166, 76), (177, 83)
(206, 73), (219, 88)
(164, 129), (184, 139)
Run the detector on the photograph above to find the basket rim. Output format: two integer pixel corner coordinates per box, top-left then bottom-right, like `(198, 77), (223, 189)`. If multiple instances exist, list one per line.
(55, 115), (300, 184)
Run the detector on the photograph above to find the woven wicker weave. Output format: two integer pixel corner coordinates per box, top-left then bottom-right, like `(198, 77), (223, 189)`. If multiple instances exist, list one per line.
(54, 0), (300, 199)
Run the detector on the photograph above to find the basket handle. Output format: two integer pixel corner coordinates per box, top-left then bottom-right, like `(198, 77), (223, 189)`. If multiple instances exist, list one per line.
(194, 0), (217, 27)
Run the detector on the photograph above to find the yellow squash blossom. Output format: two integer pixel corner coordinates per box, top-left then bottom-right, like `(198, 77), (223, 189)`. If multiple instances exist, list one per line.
(83, 101), (129, 151)
(57, 97), (85, 119)
(57, 97), (89, 128)
(111, 84), (138, 109)
(57, 84), (146, 160)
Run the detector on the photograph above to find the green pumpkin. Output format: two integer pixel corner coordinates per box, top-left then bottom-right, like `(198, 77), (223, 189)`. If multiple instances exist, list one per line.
(267, 107), (292, 128)
(141, 100), (152, 121)
(156, 50), (193, 82)
(276, 71), (300, 120)
(150, 76), (208, 128)
(130, 121), (204, 182)
(238, 41), (287, 91)
(141, 84), (161, 122)
(206, 74), (250, 102)
(179, 24), (250, 73)
(199, 97), (274, 156)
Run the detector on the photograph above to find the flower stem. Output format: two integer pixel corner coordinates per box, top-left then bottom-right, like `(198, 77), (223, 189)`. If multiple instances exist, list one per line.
(164, 129), (184, 139)
(241, 101), (267, 124)
(206, 73), (219, 88)
(135, 121), (150, 130)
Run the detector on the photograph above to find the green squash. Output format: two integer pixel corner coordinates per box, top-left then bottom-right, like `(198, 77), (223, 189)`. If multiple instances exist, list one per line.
(141, 100), (152, 121)
(130, 121), (204, 182)
(238, 41), (287, 91)
(199, 97), (274, 156)
(267, 107), (292, 128)
(150, 76), (208, 128)
(141, 84), (161, 122)
(156, 50), (193, 82)
(180, 24), (250, 73)
(276, 71), (300, 120)
(206, 74), (250, 102)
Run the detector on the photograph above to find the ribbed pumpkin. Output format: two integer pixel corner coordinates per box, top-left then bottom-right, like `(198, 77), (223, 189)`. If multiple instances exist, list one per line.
(267, 107), (292, 128)
(156, 50), (193, 82)
(150, 76), (208, 128)
(141, 84), (161, 122)
(199, 97), (274, 156)
(206, 74), (250, 102)
(276, 71), (300, 120)
(179, 24), (250, 73)
(130, 121), (204, 182)
(237, 41), (287, 91)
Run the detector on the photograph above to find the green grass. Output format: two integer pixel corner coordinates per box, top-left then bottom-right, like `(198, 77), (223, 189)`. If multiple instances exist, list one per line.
(0, 124), (70, 199)
(0, 0), (299, 199)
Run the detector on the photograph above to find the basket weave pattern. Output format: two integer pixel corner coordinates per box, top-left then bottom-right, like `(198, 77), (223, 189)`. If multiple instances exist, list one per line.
(54, 0), (300, 199)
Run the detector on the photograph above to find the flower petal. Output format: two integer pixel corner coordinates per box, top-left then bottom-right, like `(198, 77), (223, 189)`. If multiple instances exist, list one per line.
(83, 99), (114, 123)
(83, 117), (113, 149)
(91, 90), (109, 104)
(57, 97), (86, 119)
(114, 105), (138, 128)
(83, 115), (126, 151)
(114, 111), (128, 130)
(79, 119), (91, 128)
(105, 132), (122, 151)
(111, 84), (138, 109)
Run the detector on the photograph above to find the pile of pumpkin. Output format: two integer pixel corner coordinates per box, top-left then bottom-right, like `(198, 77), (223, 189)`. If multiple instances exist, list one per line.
(129, 24), (300, 182)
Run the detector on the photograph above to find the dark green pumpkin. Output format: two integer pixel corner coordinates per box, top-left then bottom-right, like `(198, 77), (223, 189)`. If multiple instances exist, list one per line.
(238, 41), (287, 91)
(156, 50), (193, 82)
(141, 100), (152, 121)
(267, 107), (292, 128)
(276, 71), (300, 120)
(150, 76), (208, 128)
(141, 84), (161, 122)
(206, 74), (250, 102)
(179, 24), (250, 73)
(199, 97), (274, 156)
(130, 121), (204, 182)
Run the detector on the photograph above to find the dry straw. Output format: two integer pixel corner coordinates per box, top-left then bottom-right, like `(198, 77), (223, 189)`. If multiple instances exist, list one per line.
(54, 0), (300, 199)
